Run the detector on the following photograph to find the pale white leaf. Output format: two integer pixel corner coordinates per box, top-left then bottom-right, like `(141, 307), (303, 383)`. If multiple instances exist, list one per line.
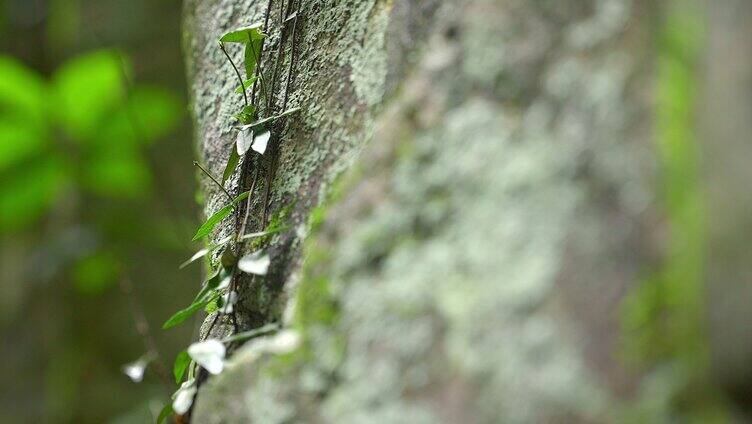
(179, 248), (210, 269)
(172, 379), (197, 414)
(251, 130), (270, 155)
(284, 11), (298, 24)
(236, 128), (253, 156)
(214, 234), (234, 246)
(122, 360), (147, 383)
(188, 339), (226, 375)
(121, 352), (154, 383)
(220, 291), (238, 314)
(238, 251), (270, 275)
(216, 274), (232, 291)
(230, 329), (302, 364)
(267, 329), (301, 354)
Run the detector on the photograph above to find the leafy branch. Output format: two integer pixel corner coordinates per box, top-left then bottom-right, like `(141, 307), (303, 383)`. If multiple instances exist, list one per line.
(154, 1), (305, 420)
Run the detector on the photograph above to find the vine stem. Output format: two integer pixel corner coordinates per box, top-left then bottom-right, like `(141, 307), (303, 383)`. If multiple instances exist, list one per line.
(219, 42), (249, 107)
(263, 0), (300, 226)
(282, 2), (299, 111)
(248, 41), (271, 109)
(237, 165), (260, 244)
(206, 0), (301, 343)
(205, 164), (259, 339)
(119, 276), (173, 391)
(250, 0), (275, 107)
(266, 0), (290, 112)
(193, 161), (233, 202)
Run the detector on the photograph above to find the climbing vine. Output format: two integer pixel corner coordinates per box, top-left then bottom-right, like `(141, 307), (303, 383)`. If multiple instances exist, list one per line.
(134, 2), (304, 422)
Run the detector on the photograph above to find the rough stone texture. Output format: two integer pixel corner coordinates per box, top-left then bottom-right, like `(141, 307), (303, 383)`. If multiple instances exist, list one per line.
(184, 0), (668, 422)
(183, 0), (442, 337)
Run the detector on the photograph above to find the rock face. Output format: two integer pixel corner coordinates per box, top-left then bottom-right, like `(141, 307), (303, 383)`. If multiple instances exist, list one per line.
(183, 0), (675, 422)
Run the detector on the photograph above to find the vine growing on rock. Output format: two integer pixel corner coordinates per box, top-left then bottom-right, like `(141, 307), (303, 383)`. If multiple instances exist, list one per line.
(145, 2), (304, 422)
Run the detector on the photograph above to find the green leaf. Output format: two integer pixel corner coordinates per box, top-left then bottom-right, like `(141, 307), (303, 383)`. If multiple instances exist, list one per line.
(173, 350), (191, 384)
(218, 24), (265, 78)
(0, 157), (69, 234)
(191, 191), (249, 241)
(235, 77), (258, 94)
(234, 104), (256, 124)
(0, 56), (49, 173)
(179, 235), (233, 269)
(243, 39), (263, 80)
(156, 403), (173, 424)
(53, 49), (125, 140)
(125, 86), (182, 141)
(221, 148), (241, 184)
(71, 251), (121, 295)
(162, 296), (213, 329)
(82, 149), (151, 199)
(191, 266), (229, 303)
(179, 248), (210, 269)
(219, 24), (264, 43)
(95, 85), (182, 147)
(0, 55), (47, 125)
(0, 118), (47, 172)
(163, 280), (223, 329)
(204, 297), (220, 314)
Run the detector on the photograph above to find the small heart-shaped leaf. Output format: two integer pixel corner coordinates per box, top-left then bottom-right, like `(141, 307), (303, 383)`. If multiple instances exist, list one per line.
(252, 130), (270, 155)
(236, 128), (253, 156)
(238, 250), (270, 275)
(219, 24), (264, 43)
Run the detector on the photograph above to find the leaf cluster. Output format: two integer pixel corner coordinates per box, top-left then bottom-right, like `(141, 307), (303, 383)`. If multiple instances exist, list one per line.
(0, 51), (181, 234)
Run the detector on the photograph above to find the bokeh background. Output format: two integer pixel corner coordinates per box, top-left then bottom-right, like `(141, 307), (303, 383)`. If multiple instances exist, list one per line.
(1, 0), (752, 423)
(0, 0), (201, 422)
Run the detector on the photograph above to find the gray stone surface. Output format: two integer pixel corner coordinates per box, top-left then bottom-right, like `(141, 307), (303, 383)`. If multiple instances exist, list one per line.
(184, 0), (671, 422)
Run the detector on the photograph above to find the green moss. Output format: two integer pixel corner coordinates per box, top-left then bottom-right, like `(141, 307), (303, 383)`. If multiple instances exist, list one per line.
(296, 275), (337, 330)
(620, 1), (725, 420)
(622, 0), (705, 368)
(295, 219), (337, 331)
(245, 202), (296, 252)
(205, 296), (220, 314)
(191, 1), (667, 422)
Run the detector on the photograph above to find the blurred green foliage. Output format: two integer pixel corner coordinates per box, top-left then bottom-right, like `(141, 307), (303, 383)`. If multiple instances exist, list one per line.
(621, 1), (727, 421)
(0, 0), (200, 422)
(0, 51), (181, 235)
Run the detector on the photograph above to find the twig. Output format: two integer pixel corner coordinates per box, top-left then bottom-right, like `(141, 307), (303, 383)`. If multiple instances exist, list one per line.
(266, 0), (291, 112)
(237, 165), (260, 243)
(264, 0), (301, 225)
(119, 276), (172, 391)
(222, 323), (279, 343)
(282, 5), (299, 110)
(261, 136), (278, 226)
(219, 42), (249, 107)
(248, 42), (271, 109)
(250, 0), (275, 106)
(193, 161), (233, 202)
(225, 267), (240, 334)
